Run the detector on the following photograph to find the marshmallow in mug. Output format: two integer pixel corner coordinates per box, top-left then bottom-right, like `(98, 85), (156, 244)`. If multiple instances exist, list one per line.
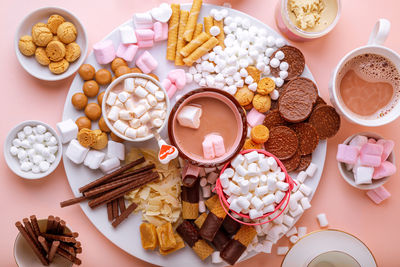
(105, 76), (167, 140)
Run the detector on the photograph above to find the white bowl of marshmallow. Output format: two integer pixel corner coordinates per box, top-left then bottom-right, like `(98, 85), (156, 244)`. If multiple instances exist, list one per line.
(4, 120), (62, 179)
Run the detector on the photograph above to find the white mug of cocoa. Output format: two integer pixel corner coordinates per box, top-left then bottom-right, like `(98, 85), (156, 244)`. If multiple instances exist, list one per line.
(329, 19), (400, 126)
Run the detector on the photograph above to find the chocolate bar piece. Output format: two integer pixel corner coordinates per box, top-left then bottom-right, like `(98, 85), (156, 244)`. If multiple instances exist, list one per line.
(176, 220), (200, 247)
(222, 215), (241, 235)
(181, 180), (199, 203)
(220, 239), (246, 265)
(200, 213), (223, 241)
(212, 230), (230, 251)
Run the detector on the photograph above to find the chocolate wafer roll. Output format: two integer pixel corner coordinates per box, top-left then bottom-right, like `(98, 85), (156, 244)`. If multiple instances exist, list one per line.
(42, 233), (76, 243)
(112, 199), (118, 219)
(107, 202), (113, 221)
(58, 220), (66, 235)
(181, 181), (199, 220)
(38, 236), (49, 253)
(111, 202), (138, 228)
(22, 218), (39, 246)
(199, 201), (227, 241)
(220, 225), (257, 265)
(48, 241), (60, 262)
(177, 220), (213, 260)
(222, 215), (241, 235)
(57, 248), (82, 265)
(46, 215), (55, 233)
(212, 230), (230, 251)
(30, 215), (41, 237)
(60, 196), (87, 208)
(53, 217), (61, 234)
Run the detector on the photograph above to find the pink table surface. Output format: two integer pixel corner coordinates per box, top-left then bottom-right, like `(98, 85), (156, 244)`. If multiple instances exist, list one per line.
(1, 0), (399, 266)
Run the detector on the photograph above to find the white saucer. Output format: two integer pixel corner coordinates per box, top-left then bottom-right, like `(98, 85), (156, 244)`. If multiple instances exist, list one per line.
(281, 229), (377, 267)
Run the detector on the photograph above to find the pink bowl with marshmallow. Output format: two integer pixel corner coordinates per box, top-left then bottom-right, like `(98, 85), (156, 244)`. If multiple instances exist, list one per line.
(338, 132), (396, 190)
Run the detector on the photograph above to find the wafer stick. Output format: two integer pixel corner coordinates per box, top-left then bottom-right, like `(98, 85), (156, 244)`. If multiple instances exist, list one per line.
(53, 217), (61, 234)
(75, 247), (82, 254)
(112, 202), (138, 228)
(38, 236), (49, 253)
(112, 199), (119, 219)
(30, 215), (41, 237)
(57, 248), (82, 265)
(193, 23), (203, 39)
(203, 16), (213, 34)
(118, 197), (126, 212)
(213, 19), (225, 49)
(108, 164), (155, 182)
(79, 157), (145, 193)
(180, 32), (210, 57)
(167, 3), (180, 61)
(107, 202), (113, 221)
(88, 172), (159, 208)
(63, 232), (79, 238)
(15, 221), (49, 266)
(175, 10), (189, 65)
(183, 0), (203, 42)
(58, 220), (66, 235)
(59, 242), (75, 255)
(48, 241), (60, 262)
(42, 233), (76, 243)
(183, 37), (219, 66)
(60, 196), (87, 208)
(46, 215), (55, 233)
(23, 218), (39, 246)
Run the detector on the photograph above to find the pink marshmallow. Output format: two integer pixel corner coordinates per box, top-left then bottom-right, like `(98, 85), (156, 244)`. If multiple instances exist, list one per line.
(135, 29), (155, 40)
(366, 186), (391, 204)
(168, 69), (186, 90)
(349, 135), (368, 149)
(377, 139), (394, 161)
(247, 108), (266, 128)
(202, 137), (215, 160)
(154, 22), (168, 42)
(161, 79), (172, 91)
(336, 144), (359, 164)
(161, 22), (169, 40)
(360, 143), (383, 156)
(208, 134), (226, 157)
(182, 162), (200, 178)
(116, 44), (138, 62)
(167, 84), (177, 99)
(368, 138), (377, 144)
(137, 40), (154, 48)
(93, 39), (115, 65)
(360, 153), (382, 167)
(373, 161), (396, 179)
(136, 51), (158, 74)
(366, 190), (382, 204)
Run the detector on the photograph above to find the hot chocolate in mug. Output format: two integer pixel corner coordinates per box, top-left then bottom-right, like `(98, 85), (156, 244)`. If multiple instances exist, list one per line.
(329, 19), (400, 126)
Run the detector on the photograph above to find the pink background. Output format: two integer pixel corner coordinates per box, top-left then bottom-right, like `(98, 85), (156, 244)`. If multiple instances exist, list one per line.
(1, 0), (399, 266)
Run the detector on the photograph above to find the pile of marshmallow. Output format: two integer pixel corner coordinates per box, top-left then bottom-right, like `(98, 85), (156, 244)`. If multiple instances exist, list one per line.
(162, 69), (187, 99)
(337, 135), (396, 185)
(10, 125), (59, 173)
(106, 76), (167, 140)
(186, 9), (287, 97)
(93, 4), (172, 65)
(57, 119), (126, 173)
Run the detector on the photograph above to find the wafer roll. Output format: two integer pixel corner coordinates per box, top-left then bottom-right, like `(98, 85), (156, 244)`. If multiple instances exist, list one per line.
(46, 215), (55, 233)
(177, 220), (213, 260)
(205, 194), (219, 211)
(48, 241), (60, 263)
(194, 213), (208, 228)
(63, 232), (79, 238)
(183, 37), (219, 66)
(60, 196), (87, 208)
(108, 164), (155, 182)
(175, 10), (189, 65)
(222, 215), (241, 235)
(112, 202), (138, 228)
(199, 201), (227, 241)
(38, 236), (49, 253)
(59, 242), (75, 255)
(167, 4), (180, 61)
(112, 199), (118, 219)
(30, 215), (41, 237)
(23, 218), (39, 246)
(57, 248), (82, 265)
(183, 0), (202, 42)
(180, 32), (210, 57)
(181, 181), (199, 219)
(213, 19), (225, 49)
(58, 220), (66, 235)
(53, 217), (61, 234)
(193, 23), (203, 39)
(42, 233), (76, 243)
(221, 225), (257, 265)
(203, 16), (213, 34)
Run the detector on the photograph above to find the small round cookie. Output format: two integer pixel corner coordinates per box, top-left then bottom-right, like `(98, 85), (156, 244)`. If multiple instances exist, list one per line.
(92, 130), (108, 150)
(83, 80), (100, 98)
(57, 22), (77, 44)
(148, 73), (159, 81)
(250, 125), (270, 144)
(52, 35), (60, 42)
(84, 103), (102, 121)
(252, 94), (271, 113)
(65, 42), (81, 62)
(97, 91), (105, 106)
(281, 150), (301, 172)
(35, 47), (50, 65)
(110, 132), (124, 143)
(18, 35), (36, 56)
(71, 92), (88, 110)
(264, 126), (298, 160)
(111, 58), (127, 73)
(32, 26), (52, 47)
(243, 138), (263, 150)
(95, 69), (112, 85)
(78, 64), (95, 80)
(75, 116), (92, 131)
(131, 67), (143, 73)
(234, 85), (254, 106)
(296, 154), (312, 172)
(47, 14), (65, 34)
(32, 22), (48, 33)
(48, 59), (69, 74)
(246, 66), (261, 83)
(115, 65), (131, 77)
(98, 117), (110, 133)
(45, 41), (66, 61)
(257, 77), (275, 95)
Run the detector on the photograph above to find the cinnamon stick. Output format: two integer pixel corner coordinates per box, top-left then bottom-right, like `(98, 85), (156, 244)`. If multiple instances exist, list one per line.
(15, 221), (49, 266)
(112, 199), (119, 219)
(88, 172), (159, 209)
(79, 157), (145, 193)
(30, 215), (41, 237)
(112, 202), (138, 228)
(48, 241), (60, 262)
(60, 196), (87, 208)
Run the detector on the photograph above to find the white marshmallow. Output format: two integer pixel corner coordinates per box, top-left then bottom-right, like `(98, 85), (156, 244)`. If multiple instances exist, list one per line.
(275, 77), (284, 87)
(289, 235), (299, 244)
(286, 226), (297, 237)
(125, 127), (137, 139)
(245, 75), (254, 85)
(223, 168), (235, 178)
(299, 184), (312, 196)
(290, 205), (304, 217)
(113, 120), (129, 134)
(145, 81), (159, 94)
(106, 92), (117, 106)
(270, 58), (280, 68)
(107, 141), (125, 161)
(135, 78), (147, 87)
(267, 174), (277, 191)
(255, 186), (269, 197)
(296, 171), (307, 183)
(275, 38), (285, 47)
(300, 197), (311, 210)
(100, 157), (120, 173)
(263, 204), (275, 214)
(114, 100), (124, 108)
(298, 227), (307, 237)
(317, 213), (328, 227)
(239, 179), (250, 194)
(36, 125), (46, 134)
(18, 150), (28, 161)
(289, 198), (298, 211)
(129, 118), (141, 129)
(247, 163), (260, 176)
(306, 163), (318, 177)
(20, 161), (33, 172)
(279, 70), (288, 80)
(249, 209), (263, 219)
(17, 131), (26, 141)
(211, 251), (222, 264)
(151, 110), (166, 120)
(249, 176), (260, 191)
(177, 105), (202, 129)
(251, 196), (264, 210)
(65, 139), (89, 164)
(39, 161), (50, 172)
(262, 194), (275, 206)
(265, 48), (275, 57)
(23, 126), (33, 135)
(84, 150), (106, 170)
(10, 146), (19, 156)
(209, 25), (221, 36)
(275, 51), (285, 60)
(283, 214), (294, 227)
(139, 112), (151, 124)
(137, 126), (148, 137)
(292, 191), (304, 202)
(135, 86), (148, 98)
(154, 91), (165, 101)
(276, 181), (289, 191)
(124, 78), (135, 93)
(231, 154), (244, 169)
(237, 196), (251, 209)
(235, 164), (248, 177)
(274, 190), (286, 204)
(229, 182), (241, 195)
(154, 102), (166, 110)
(267, 157), (278, 171)
(32, 165), (40, 173)
(230, 199), (242, 213)
(56, 119), (78, 144)
(220, 173), (229, 188)
(152, 118), (163, 128)
(119, 109), (133, 120)
(132, 105), (146, 118)
(119, 25), (137, 44)
(277, 246), (289, 256)
(276, 171), (286, 181)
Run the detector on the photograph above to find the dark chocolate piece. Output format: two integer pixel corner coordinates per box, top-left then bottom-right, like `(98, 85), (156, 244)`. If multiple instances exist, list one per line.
(220, 239), (247, 265)
(212, 230), (230, 251)
(181, 180), (199, 203)
(200, 213), (224, 242)
(176, 220), (200, 248)
(222, 215), (241, 236)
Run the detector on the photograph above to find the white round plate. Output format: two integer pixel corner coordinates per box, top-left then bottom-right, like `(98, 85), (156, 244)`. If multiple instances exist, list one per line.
(15, 7), (88, 81)
(282, 229), (377, 267)
(62, 4), (327, 266)
(4, 120), (62, 179)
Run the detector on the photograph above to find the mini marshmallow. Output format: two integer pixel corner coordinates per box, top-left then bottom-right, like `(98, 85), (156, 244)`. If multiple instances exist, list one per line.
(270, 89), (280, 101)
(299, 184), (312, 196)
(354, 166), (373, 184)
(145, 81), (159, 95)
(93, 40), (116, 65)
(229, 199), (242, 213)
(113, 120), (129, 134)
(107, 141), (125, 161)
(255, 186), (269, 197)
(202, 185), (211, 198)
(223, 168), (235, 178)
(133, 12), (153, 29)
(317, 213), (328, 227)
(39, 161), (50, 172)
(137, 126), (149, 138)
(295, 171), (307, 184)
(290, 205), (304, 217)
(118, 91), (130, 103)
(236, 164), (248, 177)
(100, 157), (120, 173)
(297, 226), (307, 238)
(275, 77), (284, 87)
(267, 174), (277, 191)
(258, 158), (270, 172)
(56, 119), (78, 144)
(245, 151), (259, 163)
(249, 176), (260, 191)
(114, 100), (124, 109)
(247, 163), (260, 176)
(84, 150), (106, 170)
(229, 182), (241, 195)
(275, 51), (285, 60)
(245, 75), (254, 85)
(130, 105), (146, 118)
(274, 190), (286, 204)
(231, 154), (244, 168)
(270, 58), (280, 68)
(139, 112), (151, 124)
(276, 181), (289, 191)
(300, 197), (311, 210)
(125, 127), (137, 139)
(209, 25), (221, 37)
(237, 196), (251, 209)
(108, 106), (121, 121)
(119, 25), (137, 44)
(262, 194), (275, 206)
(123, 78), (135, 93)
(23, 126), (33, 135)
(286, 226), (297, 237)
(134, 86), (149, 98)
(220, 173), (230, 188)
(116, 43), (138, 62)
(267, 157), (278, 171)
(292, 191), (304, 202)
(289, 235), (298, 244)
(249, 209), (263, 219)
(66, 139), (89, 164)
(106, 92), (117, 106)
(177, 105), (202, 129)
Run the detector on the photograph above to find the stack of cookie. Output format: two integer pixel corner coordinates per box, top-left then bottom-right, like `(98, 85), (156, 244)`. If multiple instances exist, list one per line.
(18, 14), (80, 74)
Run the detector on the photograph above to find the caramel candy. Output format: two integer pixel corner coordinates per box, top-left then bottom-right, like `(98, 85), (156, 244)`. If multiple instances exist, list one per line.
(140, 223), (158, 250)
(156, 223), (177, 251)
(95, 69), (112, 85)
(83, 80), (99, 98)
(98, 117), (110, 133)
(75, 116), (91, 131)
(78, 64), (95, 80)
(84, 103), (101, 121)
(97, 91), (105, 106)
(71, 92), (88, 110)
(111, 58), (127, 73)
(115, 65), (131, 77)
(19, 35), (36, 56)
